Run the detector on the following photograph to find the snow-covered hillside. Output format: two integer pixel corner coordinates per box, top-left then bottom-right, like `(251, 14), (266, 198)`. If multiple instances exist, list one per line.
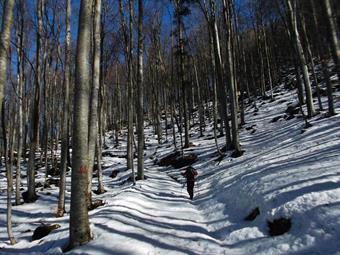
(0, 82), (340, 255)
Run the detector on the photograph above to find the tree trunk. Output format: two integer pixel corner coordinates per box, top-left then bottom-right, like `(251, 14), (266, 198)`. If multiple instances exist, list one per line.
(222, 0), (241, 154)
(57, 0), (71, 217)
(321, 58), (335, 116)
(96, 25), (105, 194)
(15, 0), (24, 205)
(137, 0), (144, 180)
(193, 58), (204, 137)
(87, 0), (101, 208)
(210, 1), (231, 149)
(96, 136), (105, 193)
(286, 0), (315, 118)
(300, 11), (323, 111)
(127, 0), (135, 182)
(322, 0), (340, 81)
(175, 0), (190, 149)
(27, 0), (44, 202)
(0, 0), (15, 117)
(3, 103), (17, 245)
(69, 0), (92, 249)
(262, 27), (273, 100)
(208, 27), (222, 155)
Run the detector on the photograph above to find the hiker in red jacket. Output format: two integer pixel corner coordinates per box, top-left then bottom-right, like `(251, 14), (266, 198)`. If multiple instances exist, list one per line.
(182, 166), (198, 200)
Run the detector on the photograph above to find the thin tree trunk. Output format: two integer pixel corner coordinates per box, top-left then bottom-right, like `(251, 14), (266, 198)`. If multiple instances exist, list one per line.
(255, 27), (265, 97)
(208, 27), (222, 155)
(42, 34), (50, 183)
(96, 136), (105, 193)
(262, 27), (273, 100)
(96, 23), (105, 194)
(127, 0), (135, 182)
(87, 0), (101, 208)
(294, 59), (304, 105)
(3, 103), (17, 245)
(170, 31), (177, 148)
(210, 0), (231, 149)
(137, 0), (144, 180)
(300, 11), (323, 111)
(286, 0), (315, 118)
(27, 0), (44, 202)
(175, 0), (190, 149)
(57, 0), (71, 217)
(322, 0), (340, 81)
(222, 0), (241, 154)
(193, 58), (204, 137)
(321, 58), (335, 116)
(15, 0), (24, 205)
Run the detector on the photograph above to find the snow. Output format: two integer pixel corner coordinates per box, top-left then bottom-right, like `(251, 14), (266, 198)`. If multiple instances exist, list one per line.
(1, 83), (340, 254)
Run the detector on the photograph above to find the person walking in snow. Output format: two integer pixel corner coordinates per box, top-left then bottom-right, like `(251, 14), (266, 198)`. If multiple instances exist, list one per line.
(182, 166), (198, 200)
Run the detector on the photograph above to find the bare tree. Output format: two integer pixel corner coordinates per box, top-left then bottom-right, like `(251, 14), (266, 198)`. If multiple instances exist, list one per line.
(322, 0), (340, 81)
(26, 0), (44, 202)
(69, 0), (92, 249)
(0, 0), (15, 129)
(15, 0), (24, 206)
(127, 0), (135, 179)
(0, 1), (16, 242)
(137, 0), (144, 180)
(87, 0), (102, 207)
(222, 0), (242, 155)
(57, 0), (71, 217)
(286, 0), (315, 118)
(174, 0), (190, 149)
(119, 0), (135, 181)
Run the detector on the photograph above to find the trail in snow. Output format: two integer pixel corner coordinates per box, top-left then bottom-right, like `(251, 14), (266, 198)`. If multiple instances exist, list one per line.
(74, 165), (233, 255)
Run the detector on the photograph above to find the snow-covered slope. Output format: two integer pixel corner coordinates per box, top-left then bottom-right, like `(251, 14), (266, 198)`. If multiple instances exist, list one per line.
(0, 83), (340, 255)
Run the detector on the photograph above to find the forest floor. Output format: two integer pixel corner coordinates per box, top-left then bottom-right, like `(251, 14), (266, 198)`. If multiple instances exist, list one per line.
(1, 76), (340, 254)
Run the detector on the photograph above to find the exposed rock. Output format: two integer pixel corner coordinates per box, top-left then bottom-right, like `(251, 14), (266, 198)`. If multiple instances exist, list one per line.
(268, 218), (291, 236)
(158, 151), (181, 167)
(88, 199), (105, 211)
(32, 224), (61, 241)
(172, 154), (198, 169)
(285, 103), (300, 116)
(109, 170), (119, 179)
(244, 207), (260, 221)
(271, 116), (282, 123)
(22, 191), (39, 203)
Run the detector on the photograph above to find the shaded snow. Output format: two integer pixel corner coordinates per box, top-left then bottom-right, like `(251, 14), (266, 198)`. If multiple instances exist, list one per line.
(0, 83), (340, 255)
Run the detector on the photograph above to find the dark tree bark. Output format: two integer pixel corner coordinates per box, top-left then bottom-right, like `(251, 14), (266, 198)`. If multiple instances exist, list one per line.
(137, 0), (144, 180)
